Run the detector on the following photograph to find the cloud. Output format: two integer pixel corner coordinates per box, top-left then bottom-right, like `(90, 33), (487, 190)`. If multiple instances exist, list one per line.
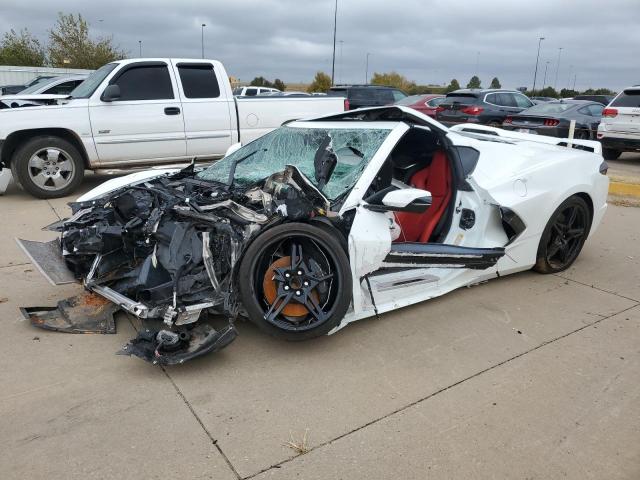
(0, 0), (638, 90)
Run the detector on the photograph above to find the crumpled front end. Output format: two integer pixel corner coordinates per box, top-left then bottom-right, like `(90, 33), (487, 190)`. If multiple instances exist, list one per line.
(19, 163), (333, 364)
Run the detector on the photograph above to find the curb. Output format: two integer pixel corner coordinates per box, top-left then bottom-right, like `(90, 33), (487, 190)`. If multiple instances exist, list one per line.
(609, 181), (640, 199)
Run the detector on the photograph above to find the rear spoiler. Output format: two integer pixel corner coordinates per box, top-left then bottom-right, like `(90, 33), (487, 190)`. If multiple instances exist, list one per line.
(449, 123), (602, 155)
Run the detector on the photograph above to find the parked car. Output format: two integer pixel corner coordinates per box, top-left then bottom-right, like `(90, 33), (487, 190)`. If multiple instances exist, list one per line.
(0, 75), (56, 95)
(573, 94), (615, 106)
(502, 100), (604, 139)
(0, 58), (346, 198)
(0, 74), (88, 108)
(436, 89), (534, 126)
(18, 105), (608, 365)
(597, 86), (640, 159)
(394, 94), (445, 118)
(233, 86), (280, 96)
(530, 96), (556, 102)
(259, 91), (311, 97)
(327, 85), (407, 109)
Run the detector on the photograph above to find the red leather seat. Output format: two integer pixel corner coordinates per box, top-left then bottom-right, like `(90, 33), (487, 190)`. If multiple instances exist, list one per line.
(393, 150), (452, 243)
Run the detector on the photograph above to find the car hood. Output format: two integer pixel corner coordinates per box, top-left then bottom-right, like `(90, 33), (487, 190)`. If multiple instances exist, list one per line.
(76, 168), (182, 202)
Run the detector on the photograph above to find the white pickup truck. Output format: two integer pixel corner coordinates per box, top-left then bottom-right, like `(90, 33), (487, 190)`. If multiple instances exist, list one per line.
(0, 58), (346, 198)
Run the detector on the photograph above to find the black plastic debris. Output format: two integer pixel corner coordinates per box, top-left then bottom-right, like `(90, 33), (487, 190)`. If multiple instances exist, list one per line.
(117, 323), (238, 365)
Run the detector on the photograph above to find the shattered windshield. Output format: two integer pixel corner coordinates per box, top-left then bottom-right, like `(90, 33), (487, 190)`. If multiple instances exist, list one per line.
(197, 126), (391, 200)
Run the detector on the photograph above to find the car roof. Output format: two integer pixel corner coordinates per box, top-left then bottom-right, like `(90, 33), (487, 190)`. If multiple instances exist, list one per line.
(448, 88), (522, 95)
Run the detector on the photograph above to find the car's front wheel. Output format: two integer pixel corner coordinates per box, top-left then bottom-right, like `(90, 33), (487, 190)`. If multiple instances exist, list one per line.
(11, 136), (84, 198)
(238, 222), (352, 341)
(533, 195), (592, 274)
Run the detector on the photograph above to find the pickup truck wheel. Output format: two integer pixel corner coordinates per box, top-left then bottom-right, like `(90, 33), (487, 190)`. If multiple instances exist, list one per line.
(11, 136), (84, 198)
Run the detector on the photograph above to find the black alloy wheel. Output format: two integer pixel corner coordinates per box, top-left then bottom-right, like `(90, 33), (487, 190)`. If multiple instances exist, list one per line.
(238, 223), (352, 341)
(534, 195), (592, 273)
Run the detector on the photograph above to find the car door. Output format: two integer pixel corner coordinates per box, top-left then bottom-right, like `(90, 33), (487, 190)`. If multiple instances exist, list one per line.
(171, 61), (234, 159)
(343, 127), (506, 314)
(89, 61), (187, 164)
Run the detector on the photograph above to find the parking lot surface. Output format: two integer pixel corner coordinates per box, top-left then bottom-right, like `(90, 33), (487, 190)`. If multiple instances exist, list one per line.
(1, 176), (639, 479)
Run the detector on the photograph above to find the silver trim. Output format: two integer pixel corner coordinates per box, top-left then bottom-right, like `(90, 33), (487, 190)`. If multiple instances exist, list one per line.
(95, 136), (186, 145)
(186, 132), (231, 140)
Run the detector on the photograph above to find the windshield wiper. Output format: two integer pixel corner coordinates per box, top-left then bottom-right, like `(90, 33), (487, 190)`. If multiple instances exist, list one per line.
(226, 149), (265, 190)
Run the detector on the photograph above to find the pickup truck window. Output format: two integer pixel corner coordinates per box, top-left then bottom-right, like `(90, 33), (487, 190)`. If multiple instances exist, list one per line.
(70, 63), (117, 98)
(113, 65), (174, 101)
(197, 126), (391, 200)
(177, 64), (220, 98)
(245, 88), (258, 96)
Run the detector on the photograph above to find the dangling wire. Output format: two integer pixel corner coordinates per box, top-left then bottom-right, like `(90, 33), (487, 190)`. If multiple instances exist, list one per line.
(364, 275), (379, 321)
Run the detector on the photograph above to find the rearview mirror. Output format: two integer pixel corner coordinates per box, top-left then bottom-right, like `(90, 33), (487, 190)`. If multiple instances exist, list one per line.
(314, 134), (337, 190)
(102, 84), (121, 102)
(364, 187), (432, 213)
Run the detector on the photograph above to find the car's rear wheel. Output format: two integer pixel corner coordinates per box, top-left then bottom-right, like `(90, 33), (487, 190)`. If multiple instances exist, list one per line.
(11, 136), (84, 198)
(533, 195), (592, 274)
(238, 222), (352, 341)
(602, 148), (621, 160)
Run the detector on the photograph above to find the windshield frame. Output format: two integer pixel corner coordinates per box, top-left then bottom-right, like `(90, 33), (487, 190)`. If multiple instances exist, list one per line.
(197, 122), (398, 202)
(69, 63), (118, 99)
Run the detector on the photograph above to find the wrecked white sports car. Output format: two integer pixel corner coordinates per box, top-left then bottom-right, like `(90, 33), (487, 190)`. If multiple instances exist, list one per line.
(18, 106), (609, 365)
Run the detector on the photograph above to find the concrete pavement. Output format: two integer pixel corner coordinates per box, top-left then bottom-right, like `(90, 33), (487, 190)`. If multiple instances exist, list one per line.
(0, 181), (639, 479)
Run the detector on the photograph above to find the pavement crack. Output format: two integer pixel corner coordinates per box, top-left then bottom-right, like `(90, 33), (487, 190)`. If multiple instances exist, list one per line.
(554, 273), (640, 303)
(161, 368), (242, 480)
(0, 262), (30, 269)
(45, 200), (62, 221)
(243, 302), (640, 479)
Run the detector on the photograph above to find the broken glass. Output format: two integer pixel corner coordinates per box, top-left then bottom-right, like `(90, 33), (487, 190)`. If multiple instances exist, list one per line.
(197, 126), (391, 199)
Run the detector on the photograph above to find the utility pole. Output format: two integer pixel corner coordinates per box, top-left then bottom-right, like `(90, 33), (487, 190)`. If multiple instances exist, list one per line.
(542, 61), (550, 89)
(554, 47), (563, 91)
(201, 24), (206, 59)
(572, 73), (577, 92)
(338, 40), (344, 84)
(531, 36), (545, 95)
(138, 40), (142, 57)
(330, 0), (338, 86)
(365, 52), (371, 84)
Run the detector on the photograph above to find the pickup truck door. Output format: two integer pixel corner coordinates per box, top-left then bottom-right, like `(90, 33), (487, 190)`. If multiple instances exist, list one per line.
(170, 60), (235, 159)
(88, 61), (187, 165)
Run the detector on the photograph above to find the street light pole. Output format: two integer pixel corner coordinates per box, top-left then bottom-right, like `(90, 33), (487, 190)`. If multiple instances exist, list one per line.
(338, 40), (344, 84)
(554, 47), (563, 92)
(365, 52), (370, 84)
(330, 0), (338, 86)
(542, 61), (550, 89)
(138, 40), (142, 57)
(531, 36), (545, 95)
(572, 73), (577, 92)
(201, 23), (206, 59)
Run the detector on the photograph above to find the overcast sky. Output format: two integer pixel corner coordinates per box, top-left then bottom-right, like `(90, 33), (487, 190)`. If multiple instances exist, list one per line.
(0, 0), (638, 90)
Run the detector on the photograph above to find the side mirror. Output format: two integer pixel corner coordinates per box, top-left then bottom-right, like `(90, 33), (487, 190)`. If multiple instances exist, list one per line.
(102, 84), (121, 102)
(364, 188), (432, 213)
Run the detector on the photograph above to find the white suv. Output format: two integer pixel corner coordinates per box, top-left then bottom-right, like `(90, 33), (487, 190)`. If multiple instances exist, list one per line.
(597, 86), (640, 160)
(232, 86), (280, 96)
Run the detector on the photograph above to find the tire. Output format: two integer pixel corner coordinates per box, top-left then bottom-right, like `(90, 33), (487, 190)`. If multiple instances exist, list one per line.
(574, 129), (589, 140)
(238, 222), (352, 341)
(602, 148), (621, 161)
(488, 121), (502, 128)
(11, 136), (84, 199)
(533, 195), (592, 274)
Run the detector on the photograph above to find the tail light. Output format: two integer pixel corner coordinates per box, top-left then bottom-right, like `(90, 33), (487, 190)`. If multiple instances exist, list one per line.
(461, 106), (484, 115)
(343, 98), (350, 111)
(602, 108), (618, 118)
(543, 119), (560, 126)
(504, 116), (513, 124)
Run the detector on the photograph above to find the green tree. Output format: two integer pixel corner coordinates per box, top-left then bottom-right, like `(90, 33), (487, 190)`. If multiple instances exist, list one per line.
(307, 71), (331, 93)
(48, 13), (126, 69)
(536, 86), (559, 98)
(370, 71), (415, 92)
(273, 78), (286, 91)
(0, 29), (46, 66)
(489, 77), (501, 89)
(445, 78), (460, 93)
(250, 76), (272, 87)
(466, 75), (481, 89)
